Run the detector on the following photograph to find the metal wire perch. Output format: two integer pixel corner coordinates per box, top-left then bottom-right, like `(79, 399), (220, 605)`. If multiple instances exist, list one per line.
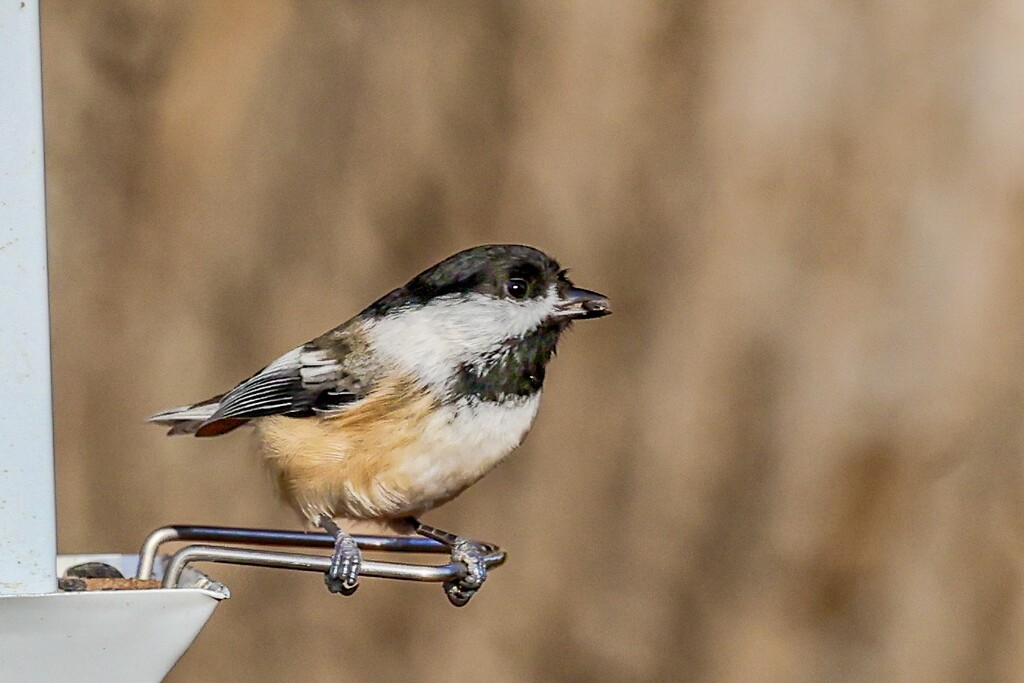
(136, 525), (507, 606)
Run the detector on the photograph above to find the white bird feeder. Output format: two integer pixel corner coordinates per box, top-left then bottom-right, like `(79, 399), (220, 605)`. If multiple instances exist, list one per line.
(0, 4), (227, 680)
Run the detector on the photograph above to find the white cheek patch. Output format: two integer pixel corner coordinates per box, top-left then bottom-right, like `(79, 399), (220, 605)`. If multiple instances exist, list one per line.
(365, 287), (560, 393)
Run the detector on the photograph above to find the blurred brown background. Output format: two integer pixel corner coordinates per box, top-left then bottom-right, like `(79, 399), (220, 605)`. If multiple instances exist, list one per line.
(39, 2), (1024, 681)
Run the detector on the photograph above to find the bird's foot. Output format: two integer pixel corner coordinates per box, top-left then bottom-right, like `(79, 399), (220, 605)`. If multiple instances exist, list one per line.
(444, 539), (489, 607)
(325, 534), (361, 595)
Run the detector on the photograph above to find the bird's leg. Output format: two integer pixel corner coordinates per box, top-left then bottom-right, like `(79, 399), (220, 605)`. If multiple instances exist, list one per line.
(318, 516), (361, 595)
(405, 517), (493, 607)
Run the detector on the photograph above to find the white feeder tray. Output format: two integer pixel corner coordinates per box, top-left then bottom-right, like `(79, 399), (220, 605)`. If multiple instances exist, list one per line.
(0, 554), (227, 682)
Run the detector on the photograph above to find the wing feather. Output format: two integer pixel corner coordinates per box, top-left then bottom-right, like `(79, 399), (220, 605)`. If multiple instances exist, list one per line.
(204, 344), (367, 426)
(151, 328), (375, 437)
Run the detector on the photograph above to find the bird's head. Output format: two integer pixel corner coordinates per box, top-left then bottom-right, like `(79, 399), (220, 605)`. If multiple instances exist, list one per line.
(363, 244), (610, 399)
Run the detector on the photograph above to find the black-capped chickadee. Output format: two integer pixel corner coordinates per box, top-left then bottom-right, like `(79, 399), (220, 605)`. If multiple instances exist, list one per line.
(150, 244), (610, 605)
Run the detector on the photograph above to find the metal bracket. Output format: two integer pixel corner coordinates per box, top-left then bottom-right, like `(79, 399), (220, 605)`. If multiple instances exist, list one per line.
(136, 525), (506, 596)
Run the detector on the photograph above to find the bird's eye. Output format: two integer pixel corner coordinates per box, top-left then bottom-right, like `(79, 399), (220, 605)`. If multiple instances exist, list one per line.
(506, 278), (529, 300)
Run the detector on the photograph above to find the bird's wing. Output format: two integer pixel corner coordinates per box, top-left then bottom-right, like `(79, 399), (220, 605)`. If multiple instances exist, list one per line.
(169, 331), (374, 438)
(210, 346), (369, 420)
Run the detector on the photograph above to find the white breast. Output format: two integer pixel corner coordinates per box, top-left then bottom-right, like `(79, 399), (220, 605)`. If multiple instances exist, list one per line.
(396, 392), (542, 510)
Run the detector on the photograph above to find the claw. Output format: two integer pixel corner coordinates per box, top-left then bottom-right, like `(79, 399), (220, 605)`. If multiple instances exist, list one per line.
(406, 519), (495, 607)
(444, 578), (476, 607)
(445, 539), (488, 606)
(325, 534), (361, 595)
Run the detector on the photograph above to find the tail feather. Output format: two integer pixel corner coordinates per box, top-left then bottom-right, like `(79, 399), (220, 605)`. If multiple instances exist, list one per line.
(148, 396), (243, 437)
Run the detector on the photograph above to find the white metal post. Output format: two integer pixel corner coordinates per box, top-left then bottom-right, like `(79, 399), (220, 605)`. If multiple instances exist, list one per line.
(0, 0), (58, 594)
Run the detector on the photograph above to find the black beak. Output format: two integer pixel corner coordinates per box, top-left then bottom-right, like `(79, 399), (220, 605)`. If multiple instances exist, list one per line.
(555, 287), (611, 320)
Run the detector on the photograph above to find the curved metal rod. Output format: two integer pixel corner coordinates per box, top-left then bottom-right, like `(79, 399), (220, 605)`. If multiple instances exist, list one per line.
(137, 524), (455, 579)
(161, 543), (507, 589)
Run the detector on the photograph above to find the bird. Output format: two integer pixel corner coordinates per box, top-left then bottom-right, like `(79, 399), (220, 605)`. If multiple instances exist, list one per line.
(149, 244), (610, 605)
